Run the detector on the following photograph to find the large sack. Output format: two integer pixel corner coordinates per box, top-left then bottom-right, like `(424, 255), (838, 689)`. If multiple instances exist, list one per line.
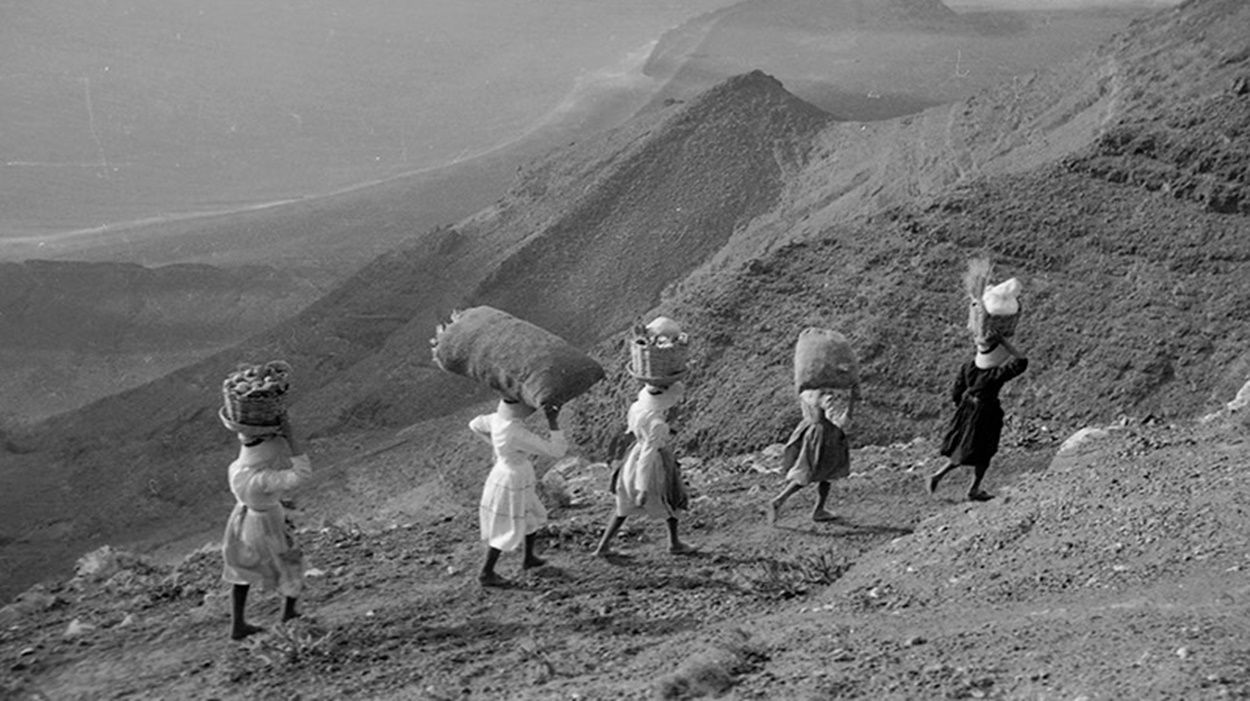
(794, 328), (859, 391)
(432, 306), (605, 408)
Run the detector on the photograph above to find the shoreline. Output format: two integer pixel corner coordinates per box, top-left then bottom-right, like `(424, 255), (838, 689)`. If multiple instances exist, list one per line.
(0, 11), (724, 265)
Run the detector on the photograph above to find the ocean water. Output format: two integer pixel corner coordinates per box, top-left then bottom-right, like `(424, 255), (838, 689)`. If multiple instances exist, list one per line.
(0, 0), (741, 245)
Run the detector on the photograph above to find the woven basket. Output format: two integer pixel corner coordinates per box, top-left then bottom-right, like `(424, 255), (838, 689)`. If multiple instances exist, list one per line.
(221, 390), (285, 427)
(983, 312), (1018, 338)
(629, 337), (687, 384)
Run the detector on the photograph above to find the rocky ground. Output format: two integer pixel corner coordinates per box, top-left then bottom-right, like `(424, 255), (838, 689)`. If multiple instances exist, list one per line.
(2, 2), (1248, 698)
(3, 396), (1248, 699)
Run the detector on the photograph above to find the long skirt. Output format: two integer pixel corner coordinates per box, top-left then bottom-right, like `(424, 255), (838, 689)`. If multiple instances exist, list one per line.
(782, 420), (850, 486)
(940, 396), (1005, 466)
(480, 460), (547, 552)
(221, 504), (304, 597)
(612, 444), (688, 520)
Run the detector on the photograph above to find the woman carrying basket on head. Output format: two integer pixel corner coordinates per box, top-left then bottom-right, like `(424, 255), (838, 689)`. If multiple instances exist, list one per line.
(594, 317), (695, 557)
(218, 361), (310, 640)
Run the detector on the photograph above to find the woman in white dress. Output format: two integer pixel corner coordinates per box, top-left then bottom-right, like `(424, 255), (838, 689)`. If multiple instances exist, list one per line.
(471, 399), (566, 587)
(219, 412), (312, 640)
(593, 382), (694, 556)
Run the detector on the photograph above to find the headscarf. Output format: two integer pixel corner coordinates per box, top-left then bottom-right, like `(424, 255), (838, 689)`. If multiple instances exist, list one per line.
(638, 382), (684, 414)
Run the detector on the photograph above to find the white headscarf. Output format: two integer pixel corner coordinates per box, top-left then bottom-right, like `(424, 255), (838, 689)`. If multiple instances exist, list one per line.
(974, 345), (1011, 369)
(639, 382), (684, 413)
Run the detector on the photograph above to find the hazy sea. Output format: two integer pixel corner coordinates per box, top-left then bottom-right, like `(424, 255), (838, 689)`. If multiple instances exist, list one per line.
(0, 0), (741, 248)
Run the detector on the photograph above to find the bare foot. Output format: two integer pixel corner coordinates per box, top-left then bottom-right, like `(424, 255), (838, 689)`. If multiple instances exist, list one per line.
(478, 572), (511, 588)
(522, 556), (548, 570)
(230, 623), (264, 641)
(669, 542), (697, 555)
(967, 490), (994, 502)
(927, 473), (943, 495)
(766, 501), (780, 526)
(812, 510), (838, 522)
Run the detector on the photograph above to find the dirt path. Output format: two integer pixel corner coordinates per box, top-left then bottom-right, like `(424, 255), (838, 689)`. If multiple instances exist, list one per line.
(3, 416), (1248, 699)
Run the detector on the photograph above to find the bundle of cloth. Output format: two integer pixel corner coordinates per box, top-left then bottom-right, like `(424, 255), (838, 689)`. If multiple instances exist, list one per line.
(963, 257), (1023, 369)
(431, 306), (605, 408)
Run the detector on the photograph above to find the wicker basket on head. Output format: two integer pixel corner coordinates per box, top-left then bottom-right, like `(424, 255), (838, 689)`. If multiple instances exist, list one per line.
(628, 325), (688, 386)
(222, 391), (285, 427)
(221, 360), (291, 427)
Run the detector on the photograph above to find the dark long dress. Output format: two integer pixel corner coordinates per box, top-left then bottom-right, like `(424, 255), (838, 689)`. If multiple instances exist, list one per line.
(939, 357), (1028, 466)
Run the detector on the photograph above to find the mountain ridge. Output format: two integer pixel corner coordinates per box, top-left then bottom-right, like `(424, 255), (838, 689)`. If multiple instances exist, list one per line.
(2, 7), (1245, 684)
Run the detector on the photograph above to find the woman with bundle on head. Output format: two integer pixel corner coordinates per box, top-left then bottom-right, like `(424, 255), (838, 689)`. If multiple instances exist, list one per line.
(431, 306), (604, 586)
(471, 399), (567, 587)
(768, 386), (858, 525)
(928, 262), (1029, 502)
(594, 317), (695, 556)
(218, 360), (310, 640)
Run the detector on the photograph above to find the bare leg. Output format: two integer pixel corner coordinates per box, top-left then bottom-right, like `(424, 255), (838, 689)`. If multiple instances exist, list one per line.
(812, 481), (836, 521)
(282, 596), (299, 622)
(593, 515), (627, 557)
(230, 584), (263, 640)
(522, 533), (547, 569)
(968, 462), (993, 501)
(479, 546), (508, 587)
(928, 461), (958, 495)
(768, 482), (803, 525)
(667, 517), (695, 554)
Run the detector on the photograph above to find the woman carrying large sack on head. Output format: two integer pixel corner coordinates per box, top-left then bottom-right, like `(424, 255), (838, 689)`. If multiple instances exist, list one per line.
(768, 328), (860, 526)
(470, 399), (567, 587)
(218, 360), (311, 640)
(431, 306), (604, 587)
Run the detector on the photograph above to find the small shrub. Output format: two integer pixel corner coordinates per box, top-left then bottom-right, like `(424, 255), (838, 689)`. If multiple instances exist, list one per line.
(244, 619), (335, 667)
(743, 552), (852, 599)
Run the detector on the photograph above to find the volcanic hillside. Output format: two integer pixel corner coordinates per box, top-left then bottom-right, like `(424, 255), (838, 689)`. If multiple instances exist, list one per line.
(0, 70), (837, 598)
(2, 0), (1250, 697)
(0, 260), (313, 421)
(1, 0), (1246, 623)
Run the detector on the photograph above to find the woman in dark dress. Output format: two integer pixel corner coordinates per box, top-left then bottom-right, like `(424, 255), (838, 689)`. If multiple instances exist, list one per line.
(928, 332), (1028, 501)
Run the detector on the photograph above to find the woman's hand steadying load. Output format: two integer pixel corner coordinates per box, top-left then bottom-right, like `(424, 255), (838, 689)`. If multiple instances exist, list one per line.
(544, 404), (562, 430)
(278, 413), (306, 457)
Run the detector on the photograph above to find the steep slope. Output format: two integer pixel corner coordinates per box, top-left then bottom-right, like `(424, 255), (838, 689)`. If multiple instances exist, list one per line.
(3, 0), (1244, 612)
(1, 409), (1246, 699)
(0, 73), (834, 599)
(1063, 0), (1250, 214)
(644, 0), (1152, 121)
(470, 70), (833, 343)
(0, 260), (313, 421)
(567, 0), (1250, 458)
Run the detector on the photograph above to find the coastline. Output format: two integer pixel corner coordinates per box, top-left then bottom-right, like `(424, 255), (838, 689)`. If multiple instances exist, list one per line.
(0, 6), (735, 268)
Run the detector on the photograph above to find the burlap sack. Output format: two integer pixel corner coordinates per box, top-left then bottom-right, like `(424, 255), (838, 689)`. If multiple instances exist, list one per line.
(794, 327), (859, 391)
(432, 306), (605, 408)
